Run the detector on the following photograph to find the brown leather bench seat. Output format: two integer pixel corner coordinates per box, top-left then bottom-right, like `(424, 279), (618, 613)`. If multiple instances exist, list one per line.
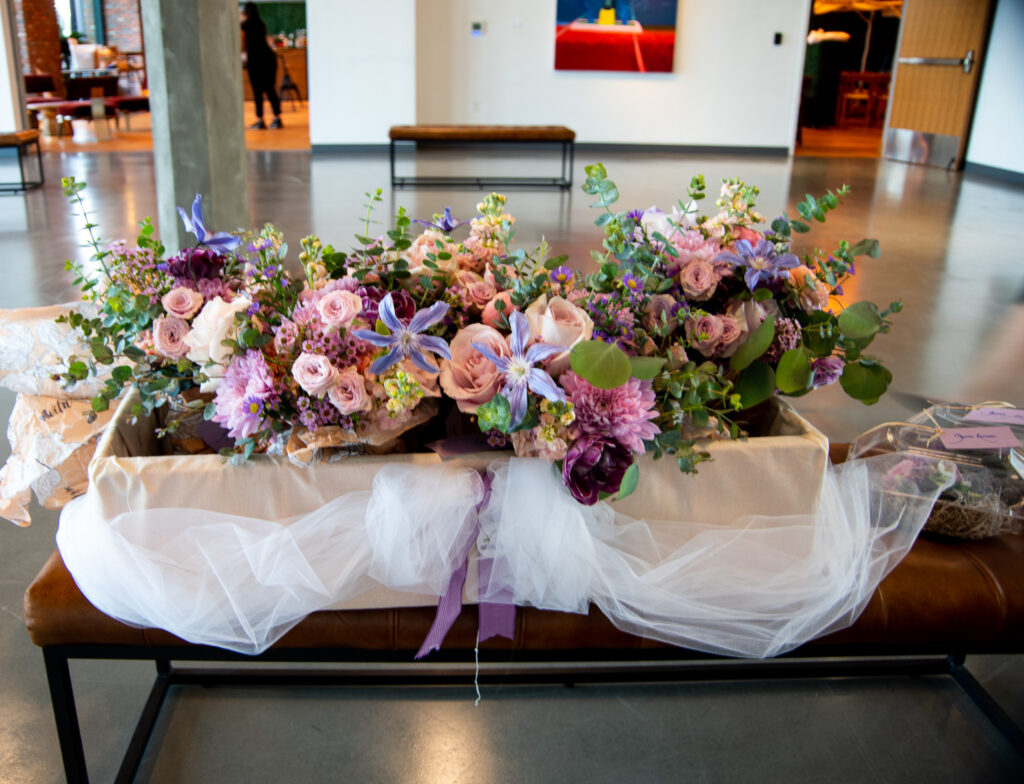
(24, 531), (1024, 654)
(388, 124), (576, 190)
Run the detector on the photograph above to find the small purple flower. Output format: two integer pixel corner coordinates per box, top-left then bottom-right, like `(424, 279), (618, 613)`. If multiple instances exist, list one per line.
(247, 302), (261, 317)
(811, 356), (844, 388)
(472, 310), (566, 428)
(353, 293), (451, 374)
(561, 434), (633, 506)
(550, 266), (574, 285)
(177, 194), (241, 253)
(716, 239), (799, 291)
(626, 209), (644, 223)
(622, 272), (644, 295)
(414, 207), (468, 233)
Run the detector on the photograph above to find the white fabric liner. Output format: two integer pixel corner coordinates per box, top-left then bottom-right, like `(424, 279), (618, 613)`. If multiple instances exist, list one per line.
(57, 452), (947, 658)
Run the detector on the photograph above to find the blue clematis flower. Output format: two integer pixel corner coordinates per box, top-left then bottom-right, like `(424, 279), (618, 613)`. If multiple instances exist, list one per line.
(472, 310), (565, 428)
(413, 207), (469, 233)
(177, 194), (242, 253)
(353, 293), (451, 375)
(717, 239), (799, 291)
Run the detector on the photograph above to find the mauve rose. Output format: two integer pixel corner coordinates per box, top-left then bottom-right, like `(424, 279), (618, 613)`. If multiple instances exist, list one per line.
(812, 356), (844, 388)
(643, 294), (679, 334)
(316, 289), (362, 328)
(686, 314), (724, 356)
(152, 316), (190, 359)
(439, 324), (510, 413)
(788, 265), (829, 312)
(292, 352), (339, 396)
(454, 270), (496, 312)
(406, 229), (461, 279)
(716, 316), (744, 357)
(328, 368), (372, 415)
(562, 434), (633, 506)
(161, 286), (204, 320)
(680, 259), (717, 301)
(481, 291), (516, 329)
(524, 294), (594, 376)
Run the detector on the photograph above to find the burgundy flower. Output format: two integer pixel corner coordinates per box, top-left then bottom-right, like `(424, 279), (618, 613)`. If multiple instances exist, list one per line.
(357, 286), (415, 326)
(165, 247), (225, 287)
(561, 434), (633, 506)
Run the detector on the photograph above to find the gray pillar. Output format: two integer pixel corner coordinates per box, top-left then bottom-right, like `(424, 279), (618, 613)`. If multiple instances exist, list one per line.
(141, 0), (248, 254)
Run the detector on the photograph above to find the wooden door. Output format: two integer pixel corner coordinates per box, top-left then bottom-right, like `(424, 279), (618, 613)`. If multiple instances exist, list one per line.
(884, 0), (994, 169)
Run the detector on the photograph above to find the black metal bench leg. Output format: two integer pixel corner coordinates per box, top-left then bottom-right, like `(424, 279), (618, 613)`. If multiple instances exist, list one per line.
(390, 140), (397, 187)
(114, 660), (173, 784)
(43, 647), (90, 784)
(948, 654), (1024, 757)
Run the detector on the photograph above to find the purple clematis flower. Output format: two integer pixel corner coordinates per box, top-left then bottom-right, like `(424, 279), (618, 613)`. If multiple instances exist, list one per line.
(472, 310), (566, 428)
(717, 239), (799, 291)
(413, 207), (469, 233)
(177, 194), (241, 253)
(353, 293), (451, 375)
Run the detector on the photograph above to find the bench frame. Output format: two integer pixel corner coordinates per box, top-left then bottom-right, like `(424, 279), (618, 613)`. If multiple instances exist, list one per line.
(389, 136), (574, 190)
(41, 640), (1024, 783)
(0, 132), (44, 193)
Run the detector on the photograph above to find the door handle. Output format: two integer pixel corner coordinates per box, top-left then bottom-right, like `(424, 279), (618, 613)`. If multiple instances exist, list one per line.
(898, 49), (975, 74)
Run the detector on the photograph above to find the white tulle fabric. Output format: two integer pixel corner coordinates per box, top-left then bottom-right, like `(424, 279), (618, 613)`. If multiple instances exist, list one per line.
(57, 454), (945, 657)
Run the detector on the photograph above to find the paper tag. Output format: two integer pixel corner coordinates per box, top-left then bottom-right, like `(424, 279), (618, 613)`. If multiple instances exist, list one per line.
(963, 407), (1024, 426)
(939, 426), (1022, 451)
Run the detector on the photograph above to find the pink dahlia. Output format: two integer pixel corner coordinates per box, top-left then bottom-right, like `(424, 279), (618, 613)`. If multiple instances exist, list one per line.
(212, 349), (277, 440)
(560, 371), (660, 453)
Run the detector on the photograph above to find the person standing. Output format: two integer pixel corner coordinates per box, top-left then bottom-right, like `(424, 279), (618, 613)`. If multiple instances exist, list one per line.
(241, 2), (282, 129)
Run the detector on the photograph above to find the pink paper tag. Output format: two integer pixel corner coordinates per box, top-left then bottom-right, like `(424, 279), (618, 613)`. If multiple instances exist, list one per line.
(939, 426), (1022, 451)
(963, 407), (1024, 426)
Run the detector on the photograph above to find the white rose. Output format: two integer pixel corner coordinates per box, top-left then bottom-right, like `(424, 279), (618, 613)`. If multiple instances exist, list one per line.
(184, 296), (251, 392)
(524, 294), (593, 377)
(292, 352), (340, 397)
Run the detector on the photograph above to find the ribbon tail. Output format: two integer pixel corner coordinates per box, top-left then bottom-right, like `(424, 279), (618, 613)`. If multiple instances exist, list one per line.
(415, 558), (469, 660)
(479, 601), (516, 642)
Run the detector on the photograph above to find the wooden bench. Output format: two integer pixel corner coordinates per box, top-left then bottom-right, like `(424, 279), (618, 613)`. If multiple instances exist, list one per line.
(22, 445), (1024, 781)
(388, 124), (575, 190)
(0, 130), (43, 192)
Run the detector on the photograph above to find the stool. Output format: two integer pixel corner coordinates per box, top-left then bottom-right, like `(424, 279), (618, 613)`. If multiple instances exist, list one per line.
(0, 130), (44, 192)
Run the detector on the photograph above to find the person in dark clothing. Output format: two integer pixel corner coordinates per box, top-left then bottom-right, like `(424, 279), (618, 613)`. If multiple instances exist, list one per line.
(241, 2), (282, 129)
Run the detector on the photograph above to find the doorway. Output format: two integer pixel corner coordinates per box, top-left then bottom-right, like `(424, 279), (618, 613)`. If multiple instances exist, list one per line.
(795, 1), (902, 158)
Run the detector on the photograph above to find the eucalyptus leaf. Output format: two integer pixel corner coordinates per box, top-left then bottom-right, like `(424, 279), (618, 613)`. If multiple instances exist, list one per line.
(775, 348), (813, 394)
(840, 361), (892, 404)
(615, 463), (640, 501)
(849, 238), (881, 258)
(837, 301), (882, 339)
(570, 340), (632, 389)
(729, 315), (775, 371)
(628, 355), (667, 380)
(735, 361), (775, 409)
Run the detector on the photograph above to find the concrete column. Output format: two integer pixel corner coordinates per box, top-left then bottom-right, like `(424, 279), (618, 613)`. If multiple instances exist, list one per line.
(140, 0), (248, 253)
(1, 0), (24, 131)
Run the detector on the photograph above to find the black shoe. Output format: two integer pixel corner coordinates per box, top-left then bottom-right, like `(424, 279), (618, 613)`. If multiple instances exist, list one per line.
(249, 119), (267, 129)
(270, 117), (283, 129)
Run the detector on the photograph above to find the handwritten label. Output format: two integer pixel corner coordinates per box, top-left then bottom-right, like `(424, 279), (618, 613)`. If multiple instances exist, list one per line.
(39, 399), (71, 421)
(939, 426), (1022, 451)
(963, 407), (1024, 427)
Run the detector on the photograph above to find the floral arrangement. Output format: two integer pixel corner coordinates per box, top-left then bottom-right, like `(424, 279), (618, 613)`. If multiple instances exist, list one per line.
(57, 164), (899, 505)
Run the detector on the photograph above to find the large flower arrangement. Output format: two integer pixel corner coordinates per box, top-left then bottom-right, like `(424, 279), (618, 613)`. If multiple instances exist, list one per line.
(58, 165), (899, 504)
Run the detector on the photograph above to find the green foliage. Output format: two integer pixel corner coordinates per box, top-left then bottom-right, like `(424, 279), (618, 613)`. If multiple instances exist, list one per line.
(729, 315), (775, 371)
(476, 394), (512, 434)
(839, 360), (892, 404)
(775, 348), (813, 395)
(570, 340), (632, 389)
(615, 463), (640, 500)
(735, 361), (775, 409)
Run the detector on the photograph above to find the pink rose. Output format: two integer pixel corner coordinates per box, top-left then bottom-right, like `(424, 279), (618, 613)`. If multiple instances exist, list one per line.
(643, 294), (679, 334)
(680, 259), (717, 301)
(152, 316), (190, 359)
(161, 286), (205, 320)
(438, 324), (511, 413)
(328, 368), (372, 415)
(717, 315), (744, 357)
(316, 289), (362, 328)
(686, 314), (723, 356)
(454, 270), (496, 312)
(733, 227), (763, 246)
(788, 265), (829, 312)
(482, 291), (517, 329)
(292, 352), (339, 396)
(524, 294), (594, 377)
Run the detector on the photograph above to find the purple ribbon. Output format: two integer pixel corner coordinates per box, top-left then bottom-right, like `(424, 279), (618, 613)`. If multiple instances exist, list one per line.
(414, 472), (516, 659)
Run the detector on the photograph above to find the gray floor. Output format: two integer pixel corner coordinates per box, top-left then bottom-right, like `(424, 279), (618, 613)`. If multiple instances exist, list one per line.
(1, 148), (1023, 782)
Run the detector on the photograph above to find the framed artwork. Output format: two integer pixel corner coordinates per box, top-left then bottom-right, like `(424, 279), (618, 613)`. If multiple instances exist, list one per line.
(554, 0), (678, 73)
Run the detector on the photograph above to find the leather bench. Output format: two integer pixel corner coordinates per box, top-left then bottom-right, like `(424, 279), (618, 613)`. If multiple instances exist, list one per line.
(388, 124), (575, 189)
(23, 445), (1024, 781)
(0, 130), (43, 192)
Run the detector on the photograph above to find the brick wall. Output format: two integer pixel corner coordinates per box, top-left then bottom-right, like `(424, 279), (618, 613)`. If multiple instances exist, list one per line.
(103, 0), (142, 53)
(14, 0), (65, 96)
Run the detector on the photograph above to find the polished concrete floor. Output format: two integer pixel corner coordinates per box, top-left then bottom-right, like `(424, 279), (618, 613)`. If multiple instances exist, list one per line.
(0, 149), (1022, 782)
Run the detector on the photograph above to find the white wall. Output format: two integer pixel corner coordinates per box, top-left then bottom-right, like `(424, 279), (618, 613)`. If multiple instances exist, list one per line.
(307, 0), (417, 146)
(965, 0), (1024, 175)
(0, 0), (22, 132)
(309, 0), (811, 149)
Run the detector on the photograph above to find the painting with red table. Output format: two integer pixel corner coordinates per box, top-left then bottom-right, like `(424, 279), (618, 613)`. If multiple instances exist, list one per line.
(555, 0), (678, 73)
